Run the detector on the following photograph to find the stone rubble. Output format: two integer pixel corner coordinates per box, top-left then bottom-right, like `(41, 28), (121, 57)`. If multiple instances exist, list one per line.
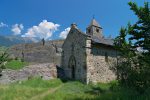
(0, 63), (57, 84)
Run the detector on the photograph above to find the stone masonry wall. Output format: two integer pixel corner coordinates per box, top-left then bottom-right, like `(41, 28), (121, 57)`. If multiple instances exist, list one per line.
(9, 40), (64, 65)
(86, 44), (117, 83)
(62, 27), (88, 82)
(85, 38), (92, 84)
(0, 63), (57, 84)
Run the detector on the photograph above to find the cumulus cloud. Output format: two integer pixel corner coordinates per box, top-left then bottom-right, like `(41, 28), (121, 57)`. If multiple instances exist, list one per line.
(22, 20), (60, 40)
(59, 27), (70, 39)
(0, 22), (8, 27)
(11, 24), (24, 35)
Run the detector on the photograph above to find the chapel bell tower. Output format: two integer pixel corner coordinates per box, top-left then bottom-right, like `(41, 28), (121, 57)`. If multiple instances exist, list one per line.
(86, 18), (103, 38)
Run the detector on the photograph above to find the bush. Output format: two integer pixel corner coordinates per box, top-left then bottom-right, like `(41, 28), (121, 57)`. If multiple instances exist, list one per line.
(0, 50), (9, 74)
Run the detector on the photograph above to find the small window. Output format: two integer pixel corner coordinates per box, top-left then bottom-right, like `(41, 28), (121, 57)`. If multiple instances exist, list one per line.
(88, 29), (91, 33)
(96, 28), (99, 33)
(105, 52), (108, 62)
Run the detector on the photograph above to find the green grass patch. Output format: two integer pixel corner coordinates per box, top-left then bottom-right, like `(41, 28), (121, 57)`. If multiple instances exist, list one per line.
(0, 78), (150, 100)
(20, 77), (63, 88)
(0, 78), (63, 100)
(43, 80), (150, 100)
(5, 60), (28, 70)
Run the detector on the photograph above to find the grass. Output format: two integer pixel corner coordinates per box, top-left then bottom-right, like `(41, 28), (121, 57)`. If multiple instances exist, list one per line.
(0, 78), (63, 100)
(5, 60), (28, 70)
(0, 46), (27, 70)
(0, 78), (150, 100)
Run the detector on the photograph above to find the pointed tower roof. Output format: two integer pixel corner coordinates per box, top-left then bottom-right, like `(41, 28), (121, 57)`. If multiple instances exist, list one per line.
(89, 18), (101, 28)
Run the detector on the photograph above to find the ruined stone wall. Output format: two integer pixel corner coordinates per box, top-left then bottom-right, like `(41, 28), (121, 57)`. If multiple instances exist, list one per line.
(9, 40), (64, 65)
(62, 28), (87, 82)
(86, 44), (117, 83)
(0, 63), (57, 84)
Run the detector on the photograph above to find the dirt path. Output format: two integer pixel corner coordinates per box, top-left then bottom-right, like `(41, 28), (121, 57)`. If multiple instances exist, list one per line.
(30, 84), (63, 100)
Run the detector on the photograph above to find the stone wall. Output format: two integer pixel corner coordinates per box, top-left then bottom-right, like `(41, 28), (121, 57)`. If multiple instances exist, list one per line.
(9, 40), (64, 65)
(0, 63), (57, 84)
(86, 44), (117, 83)
(62, 27), (88, 82)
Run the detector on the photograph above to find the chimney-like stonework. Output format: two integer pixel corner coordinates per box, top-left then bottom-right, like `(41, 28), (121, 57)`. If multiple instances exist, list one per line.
(71, 23), (77, 28)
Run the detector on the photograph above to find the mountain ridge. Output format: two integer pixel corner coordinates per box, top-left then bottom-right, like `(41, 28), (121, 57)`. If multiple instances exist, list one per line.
(0, 35), (39, 47)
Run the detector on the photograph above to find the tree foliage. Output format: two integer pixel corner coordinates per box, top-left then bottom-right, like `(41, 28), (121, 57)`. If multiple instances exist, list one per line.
(0, 47), (9, 75)
(114, 2), (150, 93)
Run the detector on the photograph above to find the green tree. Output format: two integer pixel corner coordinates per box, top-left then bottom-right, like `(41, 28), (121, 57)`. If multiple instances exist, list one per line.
(114, 2), (150, 93)
(128, 2), (150, 52)
(0, 47), (9, 76)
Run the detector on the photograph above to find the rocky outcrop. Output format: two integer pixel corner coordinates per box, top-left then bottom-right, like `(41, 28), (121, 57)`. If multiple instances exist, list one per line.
(0, 63), (57, 84)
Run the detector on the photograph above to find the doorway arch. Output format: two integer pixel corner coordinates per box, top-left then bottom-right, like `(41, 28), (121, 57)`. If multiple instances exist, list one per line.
(68, 55), (76, 79)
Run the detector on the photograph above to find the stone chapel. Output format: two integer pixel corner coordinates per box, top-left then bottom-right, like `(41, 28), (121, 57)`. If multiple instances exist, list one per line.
(61, 18), (118, 84)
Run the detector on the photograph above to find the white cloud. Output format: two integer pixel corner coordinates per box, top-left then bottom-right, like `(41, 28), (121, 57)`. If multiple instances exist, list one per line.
(59, 27), (70, 39)
(0, 22), (8, 27)
(22, 20), (60, 40)
(11, 24), (24, 35)
(137, 47), (148, 53)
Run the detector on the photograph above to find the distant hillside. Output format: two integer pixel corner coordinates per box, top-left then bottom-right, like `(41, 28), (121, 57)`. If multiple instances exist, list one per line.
(0, 35), (37, 47)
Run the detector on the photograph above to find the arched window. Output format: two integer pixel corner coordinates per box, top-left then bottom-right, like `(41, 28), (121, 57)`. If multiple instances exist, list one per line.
(68, 55), (76, 68)
(68, 55), (76, 79)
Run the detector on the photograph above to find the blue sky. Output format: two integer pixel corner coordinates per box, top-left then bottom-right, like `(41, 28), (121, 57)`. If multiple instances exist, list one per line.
(0, 0), (147, 40)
